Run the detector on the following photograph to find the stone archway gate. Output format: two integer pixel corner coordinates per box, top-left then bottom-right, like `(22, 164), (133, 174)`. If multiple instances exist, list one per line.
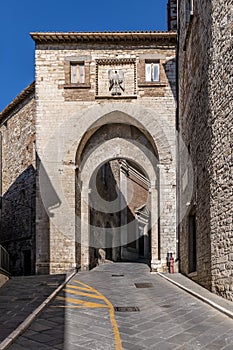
(36, 104), (176, 274)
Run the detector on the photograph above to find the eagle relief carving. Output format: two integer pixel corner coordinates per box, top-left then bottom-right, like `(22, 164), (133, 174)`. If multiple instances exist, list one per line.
(108, 69), (125, 95)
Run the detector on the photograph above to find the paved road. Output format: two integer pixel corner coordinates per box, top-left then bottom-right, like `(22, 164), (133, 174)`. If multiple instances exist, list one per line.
(6, 263), (233, 350)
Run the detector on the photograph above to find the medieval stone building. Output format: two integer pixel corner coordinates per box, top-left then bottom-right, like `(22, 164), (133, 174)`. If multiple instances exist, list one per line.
(0, 31), (177, 276)
(0, 83), (36, 275)
(0, 1), (232, 301)
(177, 0), (232, 300)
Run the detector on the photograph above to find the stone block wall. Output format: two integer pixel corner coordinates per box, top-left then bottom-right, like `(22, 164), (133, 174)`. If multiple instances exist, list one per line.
(209, 0), (233, 299)
(178, 0), (213, 290)
(178, 0), (233, 299)
(0, 91), (36, 275)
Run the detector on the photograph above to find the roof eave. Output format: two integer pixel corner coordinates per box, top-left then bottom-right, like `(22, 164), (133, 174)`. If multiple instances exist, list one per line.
(30, 31), (177, 44)
(0, 81), (35, 122)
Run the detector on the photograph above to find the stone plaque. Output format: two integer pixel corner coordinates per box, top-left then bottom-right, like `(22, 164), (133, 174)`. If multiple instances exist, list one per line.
(96, 58), (136, 97)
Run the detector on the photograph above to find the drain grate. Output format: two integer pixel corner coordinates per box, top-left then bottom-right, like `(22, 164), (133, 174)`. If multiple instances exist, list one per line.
(112, 274), (124, 277)
(135, 283), (154, 288)
(114, 306), (140, 312)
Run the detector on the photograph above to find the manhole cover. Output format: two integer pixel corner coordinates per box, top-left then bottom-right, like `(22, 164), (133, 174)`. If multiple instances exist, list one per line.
(114, 306), (140, 312)
(135, 283), (154, 288)
(112, 274), (124, 277)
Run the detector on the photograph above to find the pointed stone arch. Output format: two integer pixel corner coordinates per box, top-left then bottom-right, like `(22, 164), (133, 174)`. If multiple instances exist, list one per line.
(37, 103), (176, 273)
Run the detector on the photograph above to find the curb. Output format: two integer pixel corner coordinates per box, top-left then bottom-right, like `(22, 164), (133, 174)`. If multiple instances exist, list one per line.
(157, 272), (233, 320)
(0, 269), (77, 350)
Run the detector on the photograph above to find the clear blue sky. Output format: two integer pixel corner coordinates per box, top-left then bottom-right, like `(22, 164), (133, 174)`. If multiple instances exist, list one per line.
(0, 0), (168, 111)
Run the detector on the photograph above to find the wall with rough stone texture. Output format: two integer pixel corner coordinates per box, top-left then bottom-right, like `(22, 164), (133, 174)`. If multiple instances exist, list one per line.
(178, 0), (233, 300)
(0, 96), (36, 275)
(34, 37), (177, 274)
(209, 0), (233, 300)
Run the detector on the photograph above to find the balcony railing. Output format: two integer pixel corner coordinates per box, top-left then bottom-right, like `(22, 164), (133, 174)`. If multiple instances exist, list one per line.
(0, 245), (10, 275)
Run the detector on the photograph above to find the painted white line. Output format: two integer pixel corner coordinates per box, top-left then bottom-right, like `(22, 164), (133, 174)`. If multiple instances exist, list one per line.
(157, 273), (233, 320)
(0, 269), (77, 350)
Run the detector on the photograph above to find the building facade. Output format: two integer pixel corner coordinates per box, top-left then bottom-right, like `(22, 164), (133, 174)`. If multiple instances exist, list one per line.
(0, 84), (36, 276)
(0, 31), (177, 276)
(178, 0), (233, 300)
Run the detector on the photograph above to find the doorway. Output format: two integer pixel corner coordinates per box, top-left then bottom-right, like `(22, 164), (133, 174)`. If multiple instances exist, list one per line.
(188, 212), (197, 273)
(23, 249), (31, 275)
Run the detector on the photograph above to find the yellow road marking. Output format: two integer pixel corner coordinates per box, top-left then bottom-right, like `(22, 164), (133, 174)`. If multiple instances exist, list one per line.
(64, 288), (106, 300)
(56, 295), (107, 308)
(72, 280), (122, 350)
(55, 279), (122, 349)
(66, 285), (94, 292)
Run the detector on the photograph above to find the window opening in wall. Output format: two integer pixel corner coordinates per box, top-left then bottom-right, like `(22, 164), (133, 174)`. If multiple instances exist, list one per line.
(70, 62), (85, 84)
(188, 212), (196, 273)
(145, 62), (160, 82)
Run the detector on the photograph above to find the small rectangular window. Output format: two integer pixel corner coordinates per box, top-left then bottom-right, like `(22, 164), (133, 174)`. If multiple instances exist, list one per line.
(79, 64), (85, 83)
(152, 64), (159, 82)
(71, 63), (77, 83)
(70, 62), (85, 84)
(145, 63), (160, 82)
(145, 63), (152, 82)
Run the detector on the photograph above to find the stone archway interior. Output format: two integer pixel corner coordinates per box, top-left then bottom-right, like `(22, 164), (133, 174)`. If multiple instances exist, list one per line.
(89, 158), (151, 267)
(75, 121), (159, 270)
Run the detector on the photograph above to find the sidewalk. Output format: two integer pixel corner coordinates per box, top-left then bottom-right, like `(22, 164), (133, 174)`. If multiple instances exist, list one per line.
(0, 274), (68, 343)
(158, 272), (233, 319)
